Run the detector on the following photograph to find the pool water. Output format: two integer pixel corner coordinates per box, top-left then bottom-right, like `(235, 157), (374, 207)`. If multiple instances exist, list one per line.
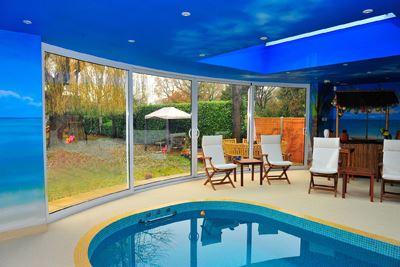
(88, 202), (399, 267)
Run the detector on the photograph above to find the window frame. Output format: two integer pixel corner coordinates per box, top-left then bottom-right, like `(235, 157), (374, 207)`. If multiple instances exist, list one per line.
(42, 43), (310, 223)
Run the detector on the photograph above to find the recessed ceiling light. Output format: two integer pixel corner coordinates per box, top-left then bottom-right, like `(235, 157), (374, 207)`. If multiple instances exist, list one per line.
(199, 53), (206, 57)
(363, 9), (374, 14)
(286, 71), (291, 74)
(324, 80), (331, 84)
(367, 71), (372, 74)
(128, 39), (136, 43)
(181, 11), (191, 17)
(342, 63), (348, 66)
(260, 36), (268, 41)
(22, 19), (32, 25)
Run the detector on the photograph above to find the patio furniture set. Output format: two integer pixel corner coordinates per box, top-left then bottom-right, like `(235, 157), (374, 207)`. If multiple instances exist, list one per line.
(202, 135), (400, 202)
(202, 135), (292, 190)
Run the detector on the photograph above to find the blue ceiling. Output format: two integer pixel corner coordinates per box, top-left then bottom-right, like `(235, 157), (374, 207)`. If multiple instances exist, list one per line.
(1, 0), (400, 83)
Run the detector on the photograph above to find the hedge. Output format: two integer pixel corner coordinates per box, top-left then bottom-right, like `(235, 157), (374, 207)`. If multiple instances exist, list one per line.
(83, 100), (247, 141)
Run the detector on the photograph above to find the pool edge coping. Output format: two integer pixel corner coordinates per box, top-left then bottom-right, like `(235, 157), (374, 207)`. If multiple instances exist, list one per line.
(74, 198), (400, 267)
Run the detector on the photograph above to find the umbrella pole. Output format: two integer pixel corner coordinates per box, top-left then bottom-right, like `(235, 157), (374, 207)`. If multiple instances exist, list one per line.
(365, 111), (369, 140)
(145, 120), (147, 151)
(385, 105), (389, 130)
(166, 119), (170, 152)
(335, 104), (339, 137)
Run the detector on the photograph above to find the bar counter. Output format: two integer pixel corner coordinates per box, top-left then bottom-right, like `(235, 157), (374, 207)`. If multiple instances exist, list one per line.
(340, 139), (383, 176)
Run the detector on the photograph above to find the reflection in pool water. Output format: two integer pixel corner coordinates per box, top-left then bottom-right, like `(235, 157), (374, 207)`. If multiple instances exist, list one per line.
(89, 208), (398, 267)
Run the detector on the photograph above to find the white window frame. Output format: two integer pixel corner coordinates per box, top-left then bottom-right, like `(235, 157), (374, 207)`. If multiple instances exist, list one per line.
(42, 43), (310, 223)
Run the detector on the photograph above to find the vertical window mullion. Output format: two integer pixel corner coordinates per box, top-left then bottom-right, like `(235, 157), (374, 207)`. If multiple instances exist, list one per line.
(128, 69), (135, 190)
(191, 80), (199, 177)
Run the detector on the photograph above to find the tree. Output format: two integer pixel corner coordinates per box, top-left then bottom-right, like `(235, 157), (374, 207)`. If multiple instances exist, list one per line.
(276, 87), (306, 117)
(133, 73), (149, 108)
(255, 86), (276, 115)
(198, 82), (225, 101)
(154, 76), (191, 103)
(254, 86), (306, 117)
(45, 53), (127, 144)
(231, 85), (242, 142)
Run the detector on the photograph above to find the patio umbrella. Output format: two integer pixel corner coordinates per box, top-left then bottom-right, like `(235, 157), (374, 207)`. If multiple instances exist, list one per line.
(144, 107), (191, 151)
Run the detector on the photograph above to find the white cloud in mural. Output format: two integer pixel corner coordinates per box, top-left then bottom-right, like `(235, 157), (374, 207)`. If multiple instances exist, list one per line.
(0, 89), (42, 107)
(169, 0), (323, 58)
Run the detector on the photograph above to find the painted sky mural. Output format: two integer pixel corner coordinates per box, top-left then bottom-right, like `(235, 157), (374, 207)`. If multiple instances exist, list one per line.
(318, 82), (400, 139)
(0, 30), (45, 231)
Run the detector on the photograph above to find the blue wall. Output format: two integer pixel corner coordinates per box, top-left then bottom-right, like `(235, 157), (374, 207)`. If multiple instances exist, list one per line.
(0, 30), (46, 231)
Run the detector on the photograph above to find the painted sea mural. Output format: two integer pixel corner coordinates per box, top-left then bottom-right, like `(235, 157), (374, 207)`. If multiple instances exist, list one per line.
(318, 82), (400, 140)
(0, 30), (46, 231)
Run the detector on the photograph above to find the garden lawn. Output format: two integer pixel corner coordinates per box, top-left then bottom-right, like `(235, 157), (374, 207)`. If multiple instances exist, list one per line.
(47, 140), (198, 202)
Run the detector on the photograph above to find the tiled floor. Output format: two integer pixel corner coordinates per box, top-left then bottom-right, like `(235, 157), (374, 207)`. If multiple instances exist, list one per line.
(0, 170), (399, 267)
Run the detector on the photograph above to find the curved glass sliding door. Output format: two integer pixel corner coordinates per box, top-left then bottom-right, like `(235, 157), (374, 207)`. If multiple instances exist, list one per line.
(132, 73), (192, 186)
(197, 82), (249, 174)
(254, 86), (307, 165)
(44, 53), (129, 213)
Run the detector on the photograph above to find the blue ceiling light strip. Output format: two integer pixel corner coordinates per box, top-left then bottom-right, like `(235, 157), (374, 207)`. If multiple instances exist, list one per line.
(265, 13), (396, 47)
(199, 16), (400, 75)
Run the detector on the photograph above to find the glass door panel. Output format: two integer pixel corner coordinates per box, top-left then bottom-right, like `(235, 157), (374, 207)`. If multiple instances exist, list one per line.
(45, 52), (129, 213)
(132, 73), (192, 186)
(255, 86), (306, 165)
(197, 82), (249, 174)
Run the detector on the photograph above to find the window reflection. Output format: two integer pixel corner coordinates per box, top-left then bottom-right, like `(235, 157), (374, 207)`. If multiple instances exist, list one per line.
(45, 53), (128, 213)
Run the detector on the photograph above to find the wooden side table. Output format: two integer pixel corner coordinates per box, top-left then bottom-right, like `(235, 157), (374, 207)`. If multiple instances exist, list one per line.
(234, 159), (263, 187)
(339, 167), (375, 202)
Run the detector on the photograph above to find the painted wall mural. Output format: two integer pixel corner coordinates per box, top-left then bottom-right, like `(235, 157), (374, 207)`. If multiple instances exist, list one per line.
(317, 82), (400, 140)
(0, 30), (45, 231)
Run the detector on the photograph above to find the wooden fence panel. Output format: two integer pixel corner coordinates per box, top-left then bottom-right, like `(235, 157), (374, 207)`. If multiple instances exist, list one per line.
(255, 117), (305, 164)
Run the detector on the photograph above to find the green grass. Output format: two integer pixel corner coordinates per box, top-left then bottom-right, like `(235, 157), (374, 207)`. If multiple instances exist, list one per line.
(47, 142), (201, 202)
(47, 148), (127, 201)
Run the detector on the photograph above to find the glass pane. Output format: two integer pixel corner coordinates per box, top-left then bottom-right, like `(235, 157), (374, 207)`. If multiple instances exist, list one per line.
(132, 73), (192, 186)
(198, 82), (249, 173)
(255, 86), (306, 165)
(45, 53), (129, 213)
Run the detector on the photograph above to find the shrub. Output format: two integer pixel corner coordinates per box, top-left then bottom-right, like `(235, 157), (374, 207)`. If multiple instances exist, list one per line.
(82, 101), (247, 141)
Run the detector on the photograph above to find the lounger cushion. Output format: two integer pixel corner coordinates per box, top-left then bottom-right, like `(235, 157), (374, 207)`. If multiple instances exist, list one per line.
(202, 135), (226, 167)
(311, 138), (340, 173)
(383, 139), (400, 152)
(382, 174), (400, 181)
(309, 167), (337, 174)
(213, 163), (237, 170)
(260, 135), (284, 162)
(269, 160), (292, 166)
(382, 140), (400, 180)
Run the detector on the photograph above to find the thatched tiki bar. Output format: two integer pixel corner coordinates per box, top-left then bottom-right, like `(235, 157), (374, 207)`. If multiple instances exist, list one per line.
(334, 90), (399, 175)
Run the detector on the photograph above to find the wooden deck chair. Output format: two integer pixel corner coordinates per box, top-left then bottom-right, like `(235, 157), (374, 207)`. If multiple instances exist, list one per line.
(309, 137), (340, 197)
(260, 135), (292, 184)
(202, 135), (237, 190)
(381, 140), (400, 202)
